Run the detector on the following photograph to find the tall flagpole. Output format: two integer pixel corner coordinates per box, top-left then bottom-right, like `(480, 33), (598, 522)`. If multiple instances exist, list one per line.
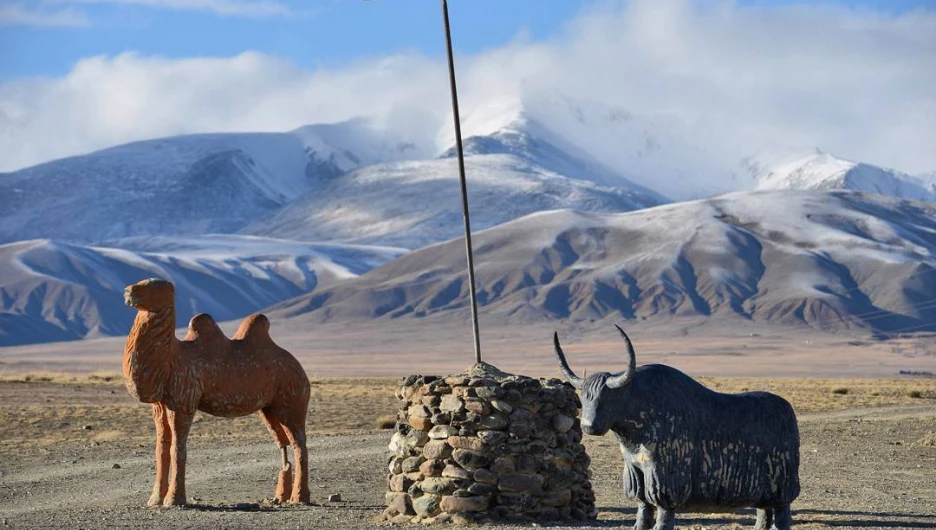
(442, 0), (482, 364)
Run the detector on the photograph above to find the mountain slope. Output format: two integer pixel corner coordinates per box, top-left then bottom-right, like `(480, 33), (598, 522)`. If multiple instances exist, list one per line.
(242, 153), (664, 249)
(0, 119), (426, 245)
(269, 190), (936, 335)
(0, 235), (405, 346)
(745, 150), (936, 201)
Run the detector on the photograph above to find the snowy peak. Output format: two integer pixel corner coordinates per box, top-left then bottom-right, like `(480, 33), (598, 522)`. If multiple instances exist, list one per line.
(442, 89), (734, 200)
(243, 153), (665, 249)
(0, 119), (433, 245)
(746, 149), (936, 202)
(292, 117), (433, 175)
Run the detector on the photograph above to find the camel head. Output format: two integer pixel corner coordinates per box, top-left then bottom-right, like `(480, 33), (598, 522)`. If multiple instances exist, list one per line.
(124, 278), (175, 312)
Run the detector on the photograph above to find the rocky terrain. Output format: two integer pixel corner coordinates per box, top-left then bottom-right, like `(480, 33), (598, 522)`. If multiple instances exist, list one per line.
(1, 376), (934, 529)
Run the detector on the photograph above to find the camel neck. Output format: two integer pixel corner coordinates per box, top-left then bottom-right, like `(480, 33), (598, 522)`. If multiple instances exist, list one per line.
(123, 306), (176, 403)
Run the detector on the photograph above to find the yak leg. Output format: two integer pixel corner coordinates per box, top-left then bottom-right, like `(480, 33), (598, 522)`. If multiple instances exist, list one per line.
(755, 508), (773, 530)
(164, 409), (194, 506)
(259, 408), (293, 503)
(634, 502), (655, 530)
(624, 463), (654, 530)
(280, 409), (310, 504)
(147, 403), (171, 507)
(652, 508), (675, 530)
(771, 505), (792, 530)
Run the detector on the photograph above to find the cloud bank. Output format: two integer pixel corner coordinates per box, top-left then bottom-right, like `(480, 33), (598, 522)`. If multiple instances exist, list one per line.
(0, 3), (90, 27)
(1, 0), (934, 179)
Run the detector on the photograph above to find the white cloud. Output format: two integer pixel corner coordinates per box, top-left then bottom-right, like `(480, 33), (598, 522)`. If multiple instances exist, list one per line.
(1, 0), (934, 188)
(0, 3), (89, 27)
(63, 0), (293, 18)
(0, 51), (447, 171)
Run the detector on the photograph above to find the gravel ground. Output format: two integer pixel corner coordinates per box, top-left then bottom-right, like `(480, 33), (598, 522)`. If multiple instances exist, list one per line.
(1, 383), (934, 529)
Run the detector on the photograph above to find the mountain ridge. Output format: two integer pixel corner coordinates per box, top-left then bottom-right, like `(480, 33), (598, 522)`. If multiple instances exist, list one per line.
(0, 235), (404, 346)
(266, 190), (936, 337)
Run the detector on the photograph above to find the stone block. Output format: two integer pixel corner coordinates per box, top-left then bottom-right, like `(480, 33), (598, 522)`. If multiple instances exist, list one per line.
(420, 477), (461, 495)
(498, 473), (544, 493)
(423, 440), (453, 460)
(412, 494), (441, 517)
(447, 436), (485, 451)
(452, 448), (490, 471)
(419, 458), (445, 477)
(472, 468), (498, 484)
(441, 464), (471, 480)
(440, 495), (489, 513)
(440, 394), (464, 413)
(429, 425), (457, 439)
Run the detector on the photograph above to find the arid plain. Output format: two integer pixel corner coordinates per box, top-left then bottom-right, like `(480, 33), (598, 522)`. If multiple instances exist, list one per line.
(1, 319), (935, 529)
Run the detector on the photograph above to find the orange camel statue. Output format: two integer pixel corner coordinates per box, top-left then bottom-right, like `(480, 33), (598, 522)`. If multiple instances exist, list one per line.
(122, 278), (311, 506)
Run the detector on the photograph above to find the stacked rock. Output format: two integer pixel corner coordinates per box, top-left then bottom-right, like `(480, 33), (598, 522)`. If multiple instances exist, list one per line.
(381, 362), (596, 524)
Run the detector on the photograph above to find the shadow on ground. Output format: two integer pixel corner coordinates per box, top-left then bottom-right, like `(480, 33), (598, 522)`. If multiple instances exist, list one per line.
(597, 506), (936, 529)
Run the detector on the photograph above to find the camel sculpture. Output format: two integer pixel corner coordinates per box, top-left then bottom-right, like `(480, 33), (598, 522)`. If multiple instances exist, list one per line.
(122, 278), (311, 506)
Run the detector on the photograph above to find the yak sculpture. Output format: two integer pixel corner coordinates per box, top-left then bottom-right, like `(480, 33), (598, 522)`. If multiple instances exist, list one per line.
(122, 278), (311, 506)
(554, 326), (800, 530)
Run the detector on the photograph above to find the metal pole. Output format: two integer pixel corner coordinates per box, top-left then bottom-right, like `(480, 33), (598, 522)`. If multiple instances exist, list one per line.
(442, 0), (482, 364)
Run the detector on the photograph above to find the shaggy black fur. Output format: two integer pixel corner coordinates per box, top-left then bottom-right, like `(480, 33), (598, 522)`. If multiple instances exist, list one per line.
(556, 327), (800, 530)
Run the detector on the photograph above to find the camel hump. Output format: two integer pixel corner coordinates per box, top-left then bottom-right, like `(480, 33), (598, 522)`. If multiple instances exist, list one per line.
(233, 313), (272, 343)
(185, 313), (225, 340)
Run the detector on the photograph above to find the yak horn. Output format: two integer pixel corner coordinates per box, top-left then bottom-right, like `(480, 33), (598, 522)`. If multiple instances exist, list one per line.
(606, 325), (637, 389)
(553, 332), (583, 389)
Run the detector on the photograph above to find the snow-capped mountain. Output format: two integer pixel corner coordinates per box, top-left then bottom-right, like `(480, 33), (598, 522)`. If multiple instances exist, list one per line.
(745, 149), (936, 201)
(0, 235), (405, 346)
(444, 90), (738, 200)
(269, 190), (936, 336)
(449, 90), (936, 204)
(242, 153), (664, 249)
(0, 118), (428, 245)
(3, 89), (935, 349)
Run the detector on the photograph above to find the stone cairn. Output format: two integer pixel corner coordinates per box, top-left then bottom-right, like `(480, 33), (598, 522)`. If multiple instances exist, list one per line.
(381, 362), (596, 524)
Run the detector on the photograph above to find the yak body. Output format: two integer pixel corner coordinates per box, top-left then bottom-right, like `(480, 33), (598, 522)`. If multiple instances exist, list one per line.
(556, 327), (799, 530)
(588, 366), (800, 511)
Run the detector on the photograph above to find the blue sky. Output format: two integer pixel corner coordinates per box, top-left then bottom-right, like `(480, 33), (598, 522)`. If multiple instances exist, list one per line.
(1, 0), (933, 81)
(1, 0), (934, 174)
(1, 0), (582, 80)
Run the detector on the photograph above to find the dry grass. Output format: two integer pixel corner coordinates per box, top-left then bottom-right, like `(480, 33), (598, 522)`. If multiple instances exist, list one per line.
(914, 431), (936, 447)
(697, 376), (936, 413)
(0, 376), (402, 452)
(1, 374), (934, 453)
(0, 372), (121, 384)
(374, 415), (397, 430)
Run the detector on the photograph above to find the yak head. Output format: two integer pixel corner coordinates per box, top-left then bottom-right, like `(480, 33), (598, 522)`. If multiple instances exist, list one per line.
(553, 325), (637, 437)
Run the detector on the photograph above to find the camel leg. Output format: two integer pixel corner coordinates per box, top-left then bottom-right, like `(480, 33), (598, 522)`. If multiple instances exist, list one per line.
(259, 408), (292, 503)
(280, 413), (310, 504)
(147, 403), (171, 507)
(164, 409), (194, 507)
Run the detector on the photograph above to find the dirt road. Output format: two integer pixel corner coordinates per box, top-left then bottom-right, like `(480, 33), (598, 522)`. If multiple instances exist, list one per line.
(1, 380), (934, 529)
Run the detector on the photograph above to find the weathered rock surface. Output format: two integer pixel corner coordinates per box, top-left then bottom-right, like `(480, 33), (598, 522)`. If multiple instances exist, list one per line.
(381, 362), (596, 523)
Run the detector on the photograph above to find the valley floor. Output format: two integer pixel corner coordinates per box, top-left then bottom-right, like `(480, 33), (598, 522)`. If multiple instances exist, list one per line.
(0, 377), (934, 529)
(3, 319), (936, 379)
